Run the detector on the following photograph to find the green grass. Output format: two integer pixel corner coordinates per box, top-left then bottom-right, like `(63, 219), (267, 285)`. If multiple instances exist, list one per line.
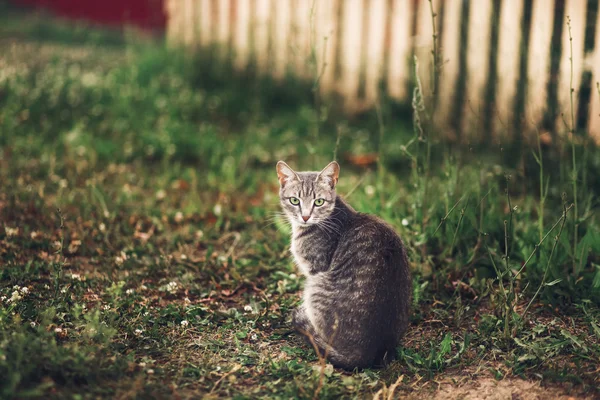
(1, 8), (600, 399)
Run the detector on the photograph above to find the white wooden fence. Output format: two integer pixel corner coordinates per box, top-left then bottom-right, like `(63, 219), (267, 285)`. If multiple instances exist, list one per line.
(165, 0), (600, 144)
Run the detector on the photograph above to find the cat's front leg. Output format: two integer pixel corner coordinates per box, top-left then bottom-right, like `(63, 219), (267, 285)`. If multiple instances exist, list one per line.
(303, 250), (334, 275)
(291, 306), (309, 332)
(292, 306), (327, 355)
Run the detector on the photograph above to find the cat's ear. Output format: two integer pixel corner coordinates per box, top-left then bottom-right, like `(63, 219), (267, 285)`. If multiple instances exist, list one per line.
(276, 161), (300, 188)
(317, 161), (340, 188)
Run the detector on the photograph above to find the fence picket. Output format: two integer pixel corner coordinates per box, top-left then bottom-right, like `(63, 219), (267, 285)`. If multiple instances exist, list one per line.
(199, 0), (212, 47)
(363, 0), (387, 103)
(494, 0), (523, 140)
(234, 0), (251, 69)
(293, 0), (312, 78)
(556, 0), (587, 135)
(435, 0), (462, 139)
(164, 0), (178, 45)
(526, 0), (555, 137)
(182, 0), (195, 45)
(340, 0), (365, 110)
(272, 0), (291, 79)
(590, 6), (600, 144)
(320, 0), (342, 95)
(462, 0), (493, 140)
(387, 0), (412, 101)
(414, 0), (439, 102)
(217, 0), (231, 49)
(254, 0), (271, 72)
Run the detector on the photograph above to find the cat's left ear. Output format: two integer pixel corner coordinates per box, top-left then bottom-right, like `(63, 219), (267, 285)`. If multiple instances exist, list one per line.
(317, 161), (340, 188)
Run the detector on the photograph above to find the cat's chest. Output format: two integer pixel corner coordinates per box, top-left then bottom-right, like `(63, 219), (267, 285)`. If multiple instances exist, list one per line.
(290, 229), (334, 276)
(290, 238), (312, 276)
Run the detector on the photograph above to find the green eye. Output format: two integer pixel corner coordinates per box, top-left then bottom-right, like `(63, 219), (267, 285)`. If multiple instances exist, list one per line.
(314, 198), (325, 206)
(289, 197), (300, 205)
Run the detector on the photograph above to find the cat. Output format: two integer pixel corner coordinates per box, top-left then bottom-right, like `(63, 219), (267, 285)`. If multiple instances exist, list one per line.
(276, 160), (411, 370)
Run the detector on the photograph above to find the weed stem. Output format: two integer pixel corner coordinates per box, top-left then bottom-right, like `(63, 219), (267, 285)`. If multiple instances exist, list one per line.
(522, 201), (572, 318)
(566, 17), (578, 275)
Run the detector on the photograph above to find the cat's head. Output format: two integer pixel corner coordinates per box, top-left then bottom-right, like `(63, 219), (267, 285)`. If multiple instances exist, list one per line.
(276, 161), (339, 227)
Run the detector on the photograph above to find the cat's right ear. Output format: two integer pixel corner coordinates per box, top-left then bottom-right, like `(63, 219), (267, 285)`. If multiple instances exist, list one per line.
(276, 161), (299, 188)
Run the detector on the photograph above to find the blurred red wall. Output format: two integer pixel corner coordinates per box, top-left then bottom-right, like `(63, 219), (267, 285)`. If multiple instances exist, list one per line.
(12, 0), (166, 30)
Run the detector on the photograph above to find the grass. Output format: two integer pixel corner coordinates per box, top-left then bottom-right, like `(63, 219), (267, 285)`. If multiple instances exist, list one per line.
(1, 6), (600, 399)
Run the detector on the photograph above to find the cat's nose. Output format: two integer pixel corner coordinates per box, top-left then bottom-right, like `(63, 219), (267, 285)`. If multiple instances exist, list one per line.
(302, 216), (310, 222)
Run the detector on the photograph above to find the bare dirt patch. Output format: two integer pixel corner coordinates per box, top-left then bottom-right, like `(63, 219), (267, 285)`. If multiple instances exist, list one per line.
(405, 377), (591, 400)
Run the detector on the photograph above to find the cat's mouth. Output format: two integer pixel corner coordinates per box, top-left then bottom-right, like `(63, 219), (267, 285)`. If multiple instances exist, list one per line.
(297, 217), (316, 226)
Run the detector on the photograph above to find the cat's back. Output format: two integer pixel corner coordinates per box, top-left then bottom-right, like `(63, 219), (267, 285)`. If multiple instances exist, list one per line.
(334, 211), (408, 270)
(329, 210), (411, 350)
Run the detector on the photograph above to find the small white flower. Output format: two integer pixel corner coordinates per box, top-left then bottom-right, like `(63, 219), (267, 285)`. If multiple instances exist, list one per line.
(140, 284), (148, 291)
(364, 185), (376, 197)
(166, 281), (178, 293)
(0, 296), (6, 302)
(289, 274), (297, 279)
(244, 305), (253, 313)
(99, 223), (106, 232)
(5, 227), (18, 237)
(20, 287), (29, 294)
(44, 284), (50, 290)
(103, 305), (111, 311)
(146, 369), (154, 374)
(402, 218), (409, 226)
(174, 211), (183, 223)
(213, 204), (222, 216)
(59, 179), (68, 189)
(251, 333), (258, 340)
(139, 362), (147, 368)
(9, 290), (22, 302)
(61, 288), (67, 294)
(180, 320), (189, 327)
(195, 230), (204, 240)
(30, 321), (36, 328)
(70, 273), (81, 281)
(126, 289), (134, 295)
(155, 189), (166, 201)
(54, 327), (63, 333)
(134, 329), (143, 336)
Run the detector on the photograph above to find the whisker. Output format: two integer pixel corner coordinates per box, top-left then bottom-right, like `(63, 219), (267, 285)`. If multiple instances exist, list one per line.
(315, 219), (341, 237)
(321, 219), (342, 235)
(316, 222), (333, 239)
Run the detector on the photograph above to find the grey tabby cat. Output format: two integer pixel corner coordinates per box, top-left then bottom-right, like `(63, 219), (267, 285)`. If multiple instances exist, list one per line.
(276, 160), (411, 369)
